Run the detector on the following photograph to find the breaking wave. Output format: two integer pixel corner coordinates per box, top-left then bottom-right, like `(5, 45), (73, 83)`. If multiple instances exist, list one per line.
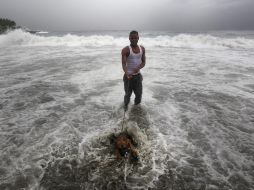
(0, 29), (254, 49)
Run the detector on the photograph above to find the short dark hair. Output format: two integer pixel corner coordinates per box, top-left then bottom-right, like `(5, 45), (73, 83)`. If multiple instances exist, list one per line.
(129, 30), (139, 36)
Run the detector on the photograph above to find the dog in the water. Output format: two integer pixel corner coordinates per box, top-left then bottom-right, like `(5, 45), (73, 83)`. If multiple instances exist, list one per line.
(110, 132), (139, 161)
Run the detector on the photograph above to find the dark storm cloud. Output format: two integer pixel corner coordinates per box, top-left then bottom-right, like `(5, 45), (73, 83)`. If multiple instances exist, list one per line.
(0, 0), (254, 31)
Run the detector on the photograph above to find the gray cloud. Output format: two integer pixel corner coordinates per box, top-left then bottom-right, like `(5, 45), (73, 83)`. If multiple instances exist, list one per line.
(0, 0), (254, 31)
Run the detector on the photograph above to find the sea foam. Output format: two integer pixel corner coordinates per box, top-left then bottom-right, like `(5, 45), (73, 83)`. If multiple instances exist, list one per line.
(0, 29), (254, 49)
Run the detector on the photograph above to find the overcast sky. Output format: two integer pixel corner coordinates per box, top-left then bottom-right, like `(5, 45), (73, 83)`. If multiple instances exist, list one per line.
(0, 0), (254, 31)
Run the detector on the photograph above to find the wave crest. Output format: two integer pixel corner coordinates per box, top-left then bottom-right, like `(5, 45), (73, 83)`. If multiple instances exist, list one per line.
(144, 34), (254, 49)
(0, 29), (253, 49)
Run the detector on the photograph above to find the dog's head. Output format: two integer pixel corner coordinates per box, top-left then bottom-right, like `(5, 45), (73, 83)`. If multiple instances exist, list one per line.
(109, 132), (139, 161)
(115, 135), (131, 157)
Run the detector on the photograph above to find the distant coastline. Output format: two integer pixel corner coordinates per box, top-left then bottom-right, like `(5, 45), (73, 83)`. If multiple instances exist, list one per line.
(0, 18), (39, 34)
(0, 18), (16, 34)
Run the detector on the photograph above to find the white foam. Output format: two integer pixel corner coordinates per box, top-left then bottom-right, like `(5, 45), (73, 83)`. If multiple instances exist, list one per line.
(1, 29), (254, 49)
(36, 31), (49, 34)
(141, 34), (254, 49)
(0, 29), (127, 47)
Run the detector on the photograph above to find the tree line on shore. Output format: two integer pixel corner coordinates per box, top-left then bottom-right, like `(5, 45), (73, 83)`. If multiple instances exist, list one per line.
(0, 18), (17, 34)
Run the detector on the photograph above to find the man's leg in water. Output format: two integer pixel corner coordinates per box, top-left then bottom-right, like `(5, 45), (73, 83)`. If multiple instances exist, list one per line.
(133, 74), (142, 105)
(123, 75), (133, 110)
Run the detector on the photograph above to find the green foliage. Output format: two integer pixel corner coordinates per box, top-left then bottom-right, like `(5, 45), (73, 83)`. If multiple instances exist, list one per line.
(0, 18), (16, 33)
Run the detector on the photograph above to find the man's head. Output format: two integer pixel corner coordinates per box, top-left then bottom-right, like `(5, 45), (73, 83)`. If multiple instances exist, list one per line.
(129, 30), (139, 47)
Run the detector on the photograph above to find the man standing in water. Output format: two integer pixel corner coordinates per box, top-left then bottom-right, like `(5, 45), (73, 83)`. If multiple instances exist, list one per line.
(122, 31), (146, 111)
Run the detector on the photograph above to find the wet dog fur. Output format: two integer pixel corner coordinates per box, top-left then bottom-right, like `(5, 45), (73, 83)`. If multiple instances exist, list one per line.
(110, 132), (139, 161)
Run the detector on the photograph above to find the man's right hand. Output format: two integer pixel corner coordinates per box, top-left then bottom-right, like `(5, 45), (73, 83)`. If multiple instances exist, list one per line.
(127, 75), (133, 80)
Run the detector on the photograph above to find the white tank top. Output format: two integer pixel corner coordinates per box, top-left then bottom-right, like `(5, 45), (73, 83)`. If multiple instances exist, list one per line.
(126, 45), (142, 75)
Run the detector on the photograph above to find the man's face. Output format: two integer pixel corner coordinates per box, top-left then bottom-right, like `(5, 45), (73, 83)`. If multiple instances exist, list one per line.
(129, 34), (139, 46)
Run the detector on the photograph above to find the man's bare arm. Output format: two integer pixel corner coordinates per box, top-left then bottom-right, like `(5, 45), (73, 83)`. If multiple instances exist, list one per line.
(140, 46), (146, 69)
(121, 47), (128, 75)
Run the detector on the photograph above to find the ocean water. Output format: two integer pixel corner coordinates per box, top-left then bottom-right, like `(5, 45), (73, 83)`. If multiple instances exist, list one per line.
(0, 29), (254, 190)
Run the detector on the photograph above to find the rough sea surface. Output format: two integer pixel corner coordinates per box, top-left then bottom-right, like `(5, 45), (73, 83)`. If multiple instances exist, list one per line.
(0, 30), (254, 190)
